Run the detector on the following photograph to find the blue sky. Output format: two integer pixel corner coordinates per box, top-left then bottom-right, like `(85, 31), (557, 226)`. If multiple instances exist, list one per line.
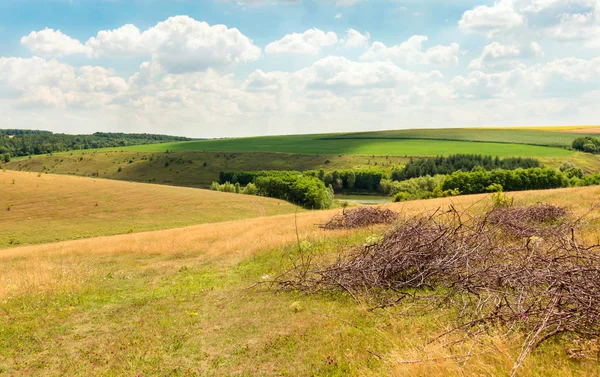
(0, 0), (599, 137)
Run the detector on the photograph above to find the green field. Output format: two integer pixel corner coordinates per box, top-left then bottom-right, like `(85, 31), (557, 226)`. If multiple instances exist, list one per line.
(322, 128), (600, 147)
(115, 136), (573, 157)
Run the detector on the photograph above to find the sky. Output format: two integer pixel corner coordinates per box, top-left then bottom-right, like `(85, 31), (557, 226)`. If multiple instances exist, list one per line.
(0, 0), (599, 138)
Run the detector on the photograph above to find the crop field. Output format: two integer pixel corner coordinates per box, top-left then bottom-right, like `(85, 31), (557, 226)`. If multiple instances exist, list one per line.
(2, 186), (600, 376)
(0, 170), (298, 247)
(112, 135), (574, 157)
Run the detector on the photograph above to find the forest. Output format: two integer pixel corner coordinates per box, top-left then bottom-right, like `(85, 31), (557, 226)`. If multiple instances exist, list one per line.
(0, 129), (191, 160)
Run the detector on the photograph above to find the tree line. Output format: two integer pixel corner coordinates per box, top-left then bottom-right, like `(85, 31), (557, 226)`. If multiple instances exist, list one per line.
(219, 169), (387, 193)
(0, 129), (192, 160)
(391, 154), (540, 181)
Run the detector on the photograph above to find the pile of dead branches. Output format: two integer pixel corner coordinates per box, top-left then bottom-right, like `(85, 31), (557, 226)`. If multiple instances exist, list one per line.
(319, 206), (397, 230)
(276, 203), (600, 374)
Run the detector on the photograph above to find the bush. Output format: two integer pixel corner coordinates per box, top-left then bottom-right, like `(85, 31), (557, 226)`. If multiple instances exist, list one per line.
(242, 183), (258, 195)
(572, 136), (600, 153)
(209, 181), (236, 193)
(255, 172), (333, 209)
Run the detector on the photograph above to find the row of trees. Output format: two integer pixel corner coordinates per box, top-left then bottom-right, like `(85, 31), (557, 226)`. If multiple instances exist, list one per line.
(572, 136), (600, 154)
(391, 154), (540, 181)
(441, 167), (569, 195)
(0, 130), (191, 159)
(219, 169), (387, 193)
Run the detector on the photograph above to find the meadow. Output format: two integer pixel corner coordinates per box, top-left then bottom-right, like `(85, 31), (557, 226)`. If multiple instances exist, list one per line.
(2, 185), (600, 376)
(0, 170), (298, 247)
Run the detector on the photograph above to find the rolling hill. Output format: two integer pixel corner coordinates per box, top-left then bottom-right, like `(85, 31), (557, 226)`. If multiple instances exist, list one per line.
(2, 186), (600, 376)
(0, 170), (298, 248)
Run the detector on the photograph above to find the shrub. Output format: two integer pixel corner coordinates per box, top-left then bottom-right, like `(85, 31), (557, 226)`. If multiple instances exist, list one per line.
(572, 136), (600, 153)
(242, 183), (258, 195)
(255, 172), (333, 209)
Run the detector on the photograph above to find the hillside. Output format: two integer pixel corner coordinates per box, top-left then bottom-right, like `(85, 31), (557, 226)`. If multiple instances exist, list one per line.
(0, 170), (298, 247)
(64, 127), (600, 157)
(2, 151), (411, 187)
(2, 186), (600, 376)
(110, 133), (573, 157)
(4, 127), (600, 189)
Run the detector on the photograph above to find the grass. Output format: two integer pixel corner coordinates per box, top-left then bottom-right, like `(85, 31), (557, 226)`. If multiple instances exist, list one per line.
(0, 170), (298, 248)
(2, 186), (600, 375)
(113, 136), (574, 157)
(2, 151), (410, 188)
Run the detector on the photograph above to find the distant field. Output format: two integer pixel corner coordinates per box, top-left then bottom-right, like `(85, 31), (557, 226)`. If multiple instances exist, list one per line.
(323, 128), (600, 146)
(116, 136), (572, 157)
(2, 186), (600, 376)
(0, 170), (298, 247)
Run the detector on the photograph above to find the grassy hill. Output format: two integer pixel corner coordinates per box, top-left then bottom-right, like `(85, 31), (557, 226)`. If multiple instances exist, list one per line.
(2, 186), (600, 376)
(5, 127), (600, 189)
(3, 151), (412, 187)
(0, 170), (298, 247)
(111, 133), (573, 157)
(73, 127), (600, 157)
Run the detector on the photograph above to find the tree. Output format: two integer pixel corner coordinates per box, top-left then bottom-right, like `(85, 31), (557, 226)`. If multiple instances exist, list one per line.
(346, 171), (356, 190)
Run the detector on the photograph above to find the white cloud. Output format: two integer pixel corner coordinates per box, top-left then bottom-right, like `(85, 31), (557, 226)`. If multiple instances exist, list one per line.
(138, 16), (261, 73)
(85, 24), (145, 58)
(335, 13), (343, 19)
(20, 28), (90, 57)
(0, 57), (127, 109)
(454, 56), (600, 99)
(265, 28), (338, 55)
(360, 35), (460, 66)
(468, 41), (543, 69)
(459, 1), (524, 36)
(299, 56), (443, 92)
(20, 16), (262, 73)
(459, 0), (600, 46)
(343, 29), (370, 47)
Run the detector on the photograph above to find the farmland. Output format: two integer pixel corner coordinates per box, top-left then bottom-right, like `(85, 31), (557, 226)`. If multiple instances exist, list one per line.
(0, 170), (298, 248)
(2, 186), (600, 376)
(109, 134), (573, 157)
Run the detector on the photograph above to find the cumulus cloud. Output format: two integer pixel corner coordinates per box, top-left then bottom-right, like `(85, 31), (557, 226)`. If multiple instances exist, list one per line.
(20, 28), (90, 57)
(453, 56), (600, 99)
(0, 56), (127, 108)
(265, 28), (338, 55)
(468, 41), (543, 69)
(459, 1), (524, 36)
(20, 16), (262, 73)
(360, 36), (460, 66)
(459, 0), (600, 46)
(343, 29), (370, 47)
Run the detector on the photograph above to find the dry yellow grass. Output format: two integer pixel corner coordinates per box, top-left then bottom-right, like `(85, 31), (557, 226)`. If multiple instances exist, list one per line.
(0, 170), (298, 247)
(2, 185), (600, 376)
(3, 185), (599, 299)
